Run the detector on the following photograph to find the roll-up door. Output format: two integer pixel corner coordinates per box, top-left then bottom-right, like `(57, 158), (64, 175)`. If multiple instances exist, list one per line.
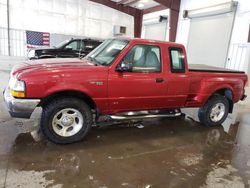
(186, 2), (238, 68)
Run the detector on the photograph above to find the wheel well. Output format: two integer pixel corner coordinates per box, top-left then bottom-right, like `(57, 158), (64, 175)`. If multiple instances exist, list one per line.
(39, 90), (97, 110)
(211, 88), (234, 113)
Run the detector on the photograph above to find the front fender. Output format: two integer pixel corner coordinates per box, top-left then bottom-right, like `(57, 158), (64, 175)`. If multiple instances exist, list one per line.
(45, 83), (94, 99)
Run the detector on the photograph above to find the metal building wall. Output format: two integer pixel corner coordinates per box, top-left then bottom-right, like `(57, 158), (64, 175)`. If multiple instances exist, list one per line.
(0, 28), (26, 56)
(0, 0), (134, 57)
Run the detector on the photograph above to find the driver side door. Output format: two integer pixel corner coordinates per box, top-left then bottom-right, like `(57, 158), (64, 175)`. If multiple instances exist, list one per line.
(108, 44), (168, 113)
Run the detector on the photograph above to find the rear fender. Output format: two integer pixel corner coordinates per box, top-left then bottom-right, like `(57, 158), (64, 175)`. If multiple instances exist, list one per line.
(198, 78), (234, 99)
(205, 88), (234, 113)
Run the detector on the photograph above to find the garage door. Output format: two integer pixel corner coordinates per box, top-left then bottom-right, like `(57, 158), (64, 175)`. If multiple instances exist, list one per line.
(186, 2), (237, 68)
(144, 22), (167, 41)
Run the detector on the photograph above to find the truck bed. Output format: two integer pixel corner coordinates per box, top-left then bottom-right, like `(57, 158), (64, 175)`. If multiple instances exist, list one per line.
(189, 64), (245, 74)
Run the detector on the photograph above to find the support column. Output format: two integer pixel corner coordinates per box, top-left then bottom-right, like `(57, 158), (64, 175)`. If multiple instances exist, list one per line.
(134, 10), (143, 38)
(169, 8), (179, 42)
(154, 0), (181, 42)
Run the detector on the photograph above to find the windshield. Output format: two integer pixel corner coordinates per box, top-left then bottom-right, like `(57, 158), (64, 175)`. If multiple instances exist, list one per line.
(55, 40), (70, 48)
(85, 39), (128, 66)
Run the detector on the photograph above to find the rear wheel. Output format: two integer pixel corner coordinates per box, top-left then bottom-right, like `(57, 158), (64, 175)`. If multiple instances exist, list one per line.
(40, 97), (92, 144)
(198, 95), (229, 126)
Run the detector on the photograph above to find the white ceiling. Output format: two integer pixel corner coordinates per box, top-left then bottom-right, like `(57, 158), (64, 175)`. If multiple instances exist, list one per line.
(111, 0), (160, 10)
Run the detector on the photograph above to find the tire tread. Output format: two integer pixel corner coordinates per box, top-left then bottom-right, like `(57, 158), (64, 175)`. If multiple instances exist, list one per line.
(198, 95), (229, 127)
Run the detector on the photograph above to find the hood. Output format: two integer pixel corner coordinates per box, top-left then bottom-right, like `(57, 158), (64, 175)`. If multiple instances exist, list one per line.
(12, 58), (97, 78)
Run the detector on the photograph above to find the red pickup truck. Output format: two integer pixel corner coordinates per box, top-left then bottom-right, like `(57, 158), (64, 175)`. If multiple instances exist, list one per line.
(4, 38), (248, 144)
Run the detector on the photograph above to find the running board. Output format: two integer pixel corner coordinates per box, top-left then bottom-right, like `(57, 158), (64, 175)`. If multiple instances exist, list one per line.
(110, 113), (181, 120)
(109, 109), (182, 121)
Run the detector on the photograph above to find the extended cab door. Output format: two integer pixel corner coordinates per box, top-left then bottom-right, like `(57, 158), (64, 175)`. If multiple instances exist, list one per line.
(108, 43), (169, 112)
(165, 47), (189, 107)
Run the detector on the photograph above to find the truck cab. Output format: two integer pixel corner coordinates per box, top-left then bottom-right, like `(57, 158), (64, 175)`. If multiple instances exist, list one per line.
(105, 39), (189, 112)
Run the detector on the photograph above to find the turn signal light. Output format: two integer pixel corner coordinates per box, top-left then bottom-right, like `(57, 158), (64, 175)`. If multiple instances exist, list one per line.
(10, 90), (25, 98)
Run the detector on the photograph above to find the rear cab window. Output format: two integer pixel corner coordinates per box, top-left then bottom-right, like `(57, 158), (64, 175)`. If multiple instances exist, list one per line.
(169, 47), (185, 73)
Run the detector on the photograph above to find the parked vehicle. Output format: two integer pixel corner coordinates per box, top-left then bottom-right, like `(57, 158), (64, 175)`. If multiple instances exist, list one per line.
(4, 38), (248, 144)
(27, 38), (102, 60)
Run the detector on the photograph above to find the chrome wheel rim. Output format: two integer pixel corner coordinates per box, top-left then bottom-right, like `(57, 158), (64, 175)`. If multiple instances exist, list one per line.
(52, 108), (83, 137)
(209, 103), (225, 122)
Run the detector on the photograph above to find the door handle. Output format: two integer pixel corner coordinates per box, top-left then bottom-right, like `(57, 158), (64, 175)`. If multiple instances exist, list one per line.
(156, 78), (164, 83)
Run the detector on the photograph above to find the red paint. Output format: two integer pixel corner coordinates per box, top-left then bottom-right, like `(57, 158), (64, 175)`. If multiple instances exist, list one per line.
(13, 39), (248, 114)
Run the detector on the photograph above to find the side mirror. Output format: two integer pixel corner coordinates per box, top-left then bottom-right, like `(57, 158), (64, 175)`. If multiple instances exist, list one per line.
(116, 61), (133, 72)
(65, 45), (73, 50)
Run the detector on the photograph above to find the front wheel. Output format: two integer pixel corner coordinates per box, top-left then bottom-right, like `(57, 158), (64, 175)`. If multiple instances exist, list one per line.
(40, 98), (93, 144)
(198, 95), (229, 126)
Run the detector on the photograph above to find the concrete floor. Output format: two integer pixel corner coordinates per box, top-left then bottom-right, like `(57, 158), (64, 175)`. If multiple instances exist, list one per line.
(0, 69), (250, 188)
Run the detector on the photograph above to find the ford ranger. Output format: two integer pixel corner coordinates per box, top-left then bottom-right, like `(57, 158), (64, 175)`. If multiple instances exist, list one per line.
(3, 38), (248, 144)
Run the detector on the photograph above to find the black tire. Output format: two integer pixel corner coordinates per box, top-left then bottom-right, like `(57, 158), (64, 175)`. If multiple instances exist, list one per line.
(40, 97), (92, 144)
(198, 95), (229, 126)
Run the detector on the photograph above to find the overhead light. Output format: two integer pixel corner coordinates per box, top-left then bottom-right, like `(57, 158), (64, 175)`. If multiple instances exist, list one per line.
(137, 3), (144, 8)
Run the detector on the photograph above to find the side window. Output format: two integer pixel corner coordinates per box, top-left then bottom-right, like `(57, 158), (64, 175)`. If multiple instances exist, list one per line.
(85, 41), (100, 51)
(80, 41), (85, 51)
(65, 41), (80, 51)
(169, 48), (185, 73)
(123, 44), (161, 73)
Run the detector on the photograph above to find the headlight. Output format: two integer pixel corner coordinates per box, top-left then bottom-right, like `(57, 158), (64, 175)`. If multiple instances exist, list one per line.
(9, 77), (26, 98)
(28, 50), (35, 59)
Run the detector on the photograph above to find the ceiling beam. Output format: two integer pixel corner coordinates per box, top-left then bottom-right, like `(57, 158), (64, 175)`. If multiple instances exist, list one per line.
(153, 0), (171, 7)
(153, 0), (180, 11)
(89, 0), (139, 16)
(124, 0), (141, 6)
(143, 5), (166, 14)
(117, 0), (130, 5)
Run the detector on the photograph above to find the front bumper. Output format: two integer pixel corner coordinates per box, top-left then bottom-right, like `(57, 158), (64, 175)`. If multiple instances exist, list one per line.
(3, 88), (40, 118)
